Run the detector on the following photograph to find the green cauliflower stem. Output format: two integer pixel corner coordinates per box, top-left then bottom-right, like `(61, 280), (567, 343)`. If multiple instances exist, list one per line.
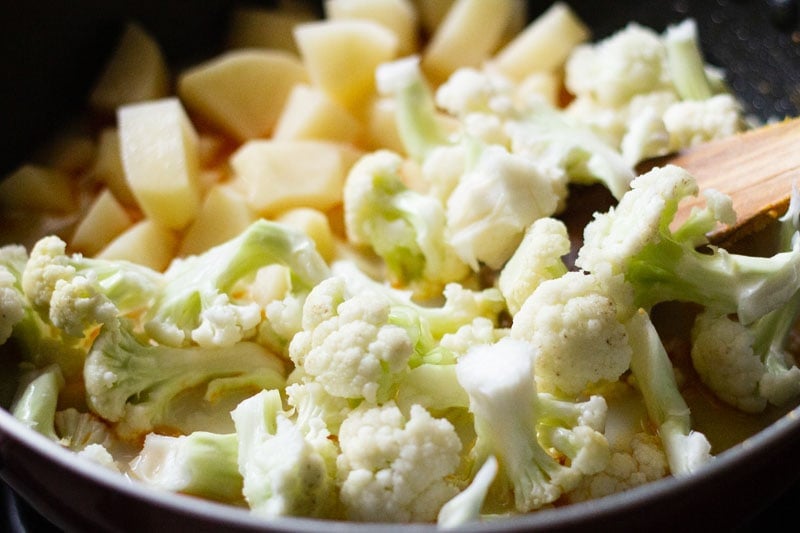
(336, 401), (462, 522)
(437, 455), (499, 529)
(455, 337), (610, 512)
(626, 310), (712, 476)
(129, 431), (243, 503)
(342, 150), (469, 294)
(145, 219), (330, 348)
(84, 319), (286, 438)
(231, 389), (338, 519)
(576, 165), (800, 325)
(664, 19), (713, 101)
(10, 364), (64, 440)
(691, 190), (800, 411)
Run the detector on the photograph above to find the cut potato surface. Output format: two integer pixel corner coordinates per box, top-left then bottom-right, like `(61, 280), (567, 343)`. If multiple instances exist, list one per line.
(294, 19), (399, 112)
(89, 23), (170, 114)
(178, 50), (308, 141)
(118, 98), (202, 230)
(231, 139), (353, 216)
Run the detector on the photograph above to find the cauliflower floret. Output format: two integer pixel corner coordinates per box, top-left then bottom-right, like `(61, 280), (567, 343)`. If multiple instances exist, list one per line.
(690, 310), (767, 413)
(232, 389), (337, 518)
(446, 145), (560, 270)
(566, 432), (668, 503)
(511, 271), (634, 396)
(336, 402), (462, 522)
(498, 217), (570, 316)
(289, 277), (414, 404)
(565, 23), (671, 107)
(664, 93), (743, 149)
(0, 265), (26, 344)
(434, 67), (516, 118)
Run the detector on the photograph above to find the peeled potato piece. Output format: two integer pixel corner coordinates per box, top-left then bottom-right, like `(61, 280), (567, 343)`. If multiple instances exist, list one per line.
(324, 0), (420, 56)
(231, 140), (352, 216)
(178, 50), (308, 141)
(70, 189), (134, 256)
(89, 23), (170, 114)
(117, 98), (201, 230)
(178, 184), (256, 257)
(294, 19), (399, 113)
(273, 84), (364, 144)
(421, 0), (515, 85)
(96, 219), (178, 271)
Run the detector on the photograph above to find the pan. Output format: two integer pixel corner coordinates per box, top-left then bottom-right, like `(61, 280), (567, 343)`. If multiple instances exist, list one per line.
(1, 1), (799, 531)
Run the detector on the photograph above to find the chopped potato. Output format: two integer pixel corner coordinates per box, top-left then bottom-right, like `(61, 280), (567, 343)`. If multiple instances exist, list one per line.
(70, 189), (135, 256)
(324, 0), (420, 56)
(294, 19), (399, 113)
(178, 50), (308, 141)
(492, 2), (590, 80)
(178, 184), (256, 257)
(118, 98), (202, 230)
(0, 165), (76, 212)
(89, 128), (137, 207)
(96, 219), (178, 271)
(226, 6), (317, 53)
(273, 84), (364, 144)
(276, 207), (336, 261)
(421, 0), (515, 85)
(231, 140), (352, 216)
(89, 23), (170, 114)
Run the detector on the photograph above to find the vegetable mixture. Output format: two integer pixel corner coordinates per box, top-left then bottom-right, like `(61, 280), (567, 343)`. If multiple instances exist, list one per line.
(1, 0), (798, 527)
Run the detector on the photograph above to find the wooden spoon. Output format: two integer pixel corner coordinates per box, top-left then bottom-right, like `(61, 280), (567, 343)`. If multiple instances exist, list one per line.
(644, 117), (800, 246)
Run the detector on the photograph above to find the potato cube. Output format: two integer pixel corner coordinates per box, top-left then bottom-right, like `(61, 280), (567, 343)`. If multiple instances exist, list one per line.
(226, 6), (317, 53)
(273, 84), (364, 144)
(178, 184), (256, 257)
(294, 20), (398, 112)
(324, 0), (419, 56)
(231, 140), (349, 215)
(492, 2), (590, 81)
(89, 128), (137, 207)
(421, 0), (515, 85)
(276, 207), (336, 261)
(96, 219), (178, 271)
(178, 50), (308, 141)
(118, 98), (201, 230)
(70, 189), (134, 256)
(0, 165), (76, 212)
(89, 23), (170, 114)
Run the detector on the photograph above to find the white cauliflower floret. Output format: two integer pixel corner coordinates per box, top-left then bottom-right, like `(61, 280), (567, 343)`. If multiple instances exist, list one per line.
(690, 310), (767, 413)
(434, 67), (516, 118)
(663, 93), (743, 149)
(446, 145), (560, 270)
(511, 271), (634, 396)
(455, 338), (610, 512)
(566, 432), (667, 503)
(336, 402), (462, 522)
(191, 293), (261, 348)
(289, 277), (413, 404)
(0, 265), (25, 344)
(498, 217), (570, 316)
(565, 23), (671, 107)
